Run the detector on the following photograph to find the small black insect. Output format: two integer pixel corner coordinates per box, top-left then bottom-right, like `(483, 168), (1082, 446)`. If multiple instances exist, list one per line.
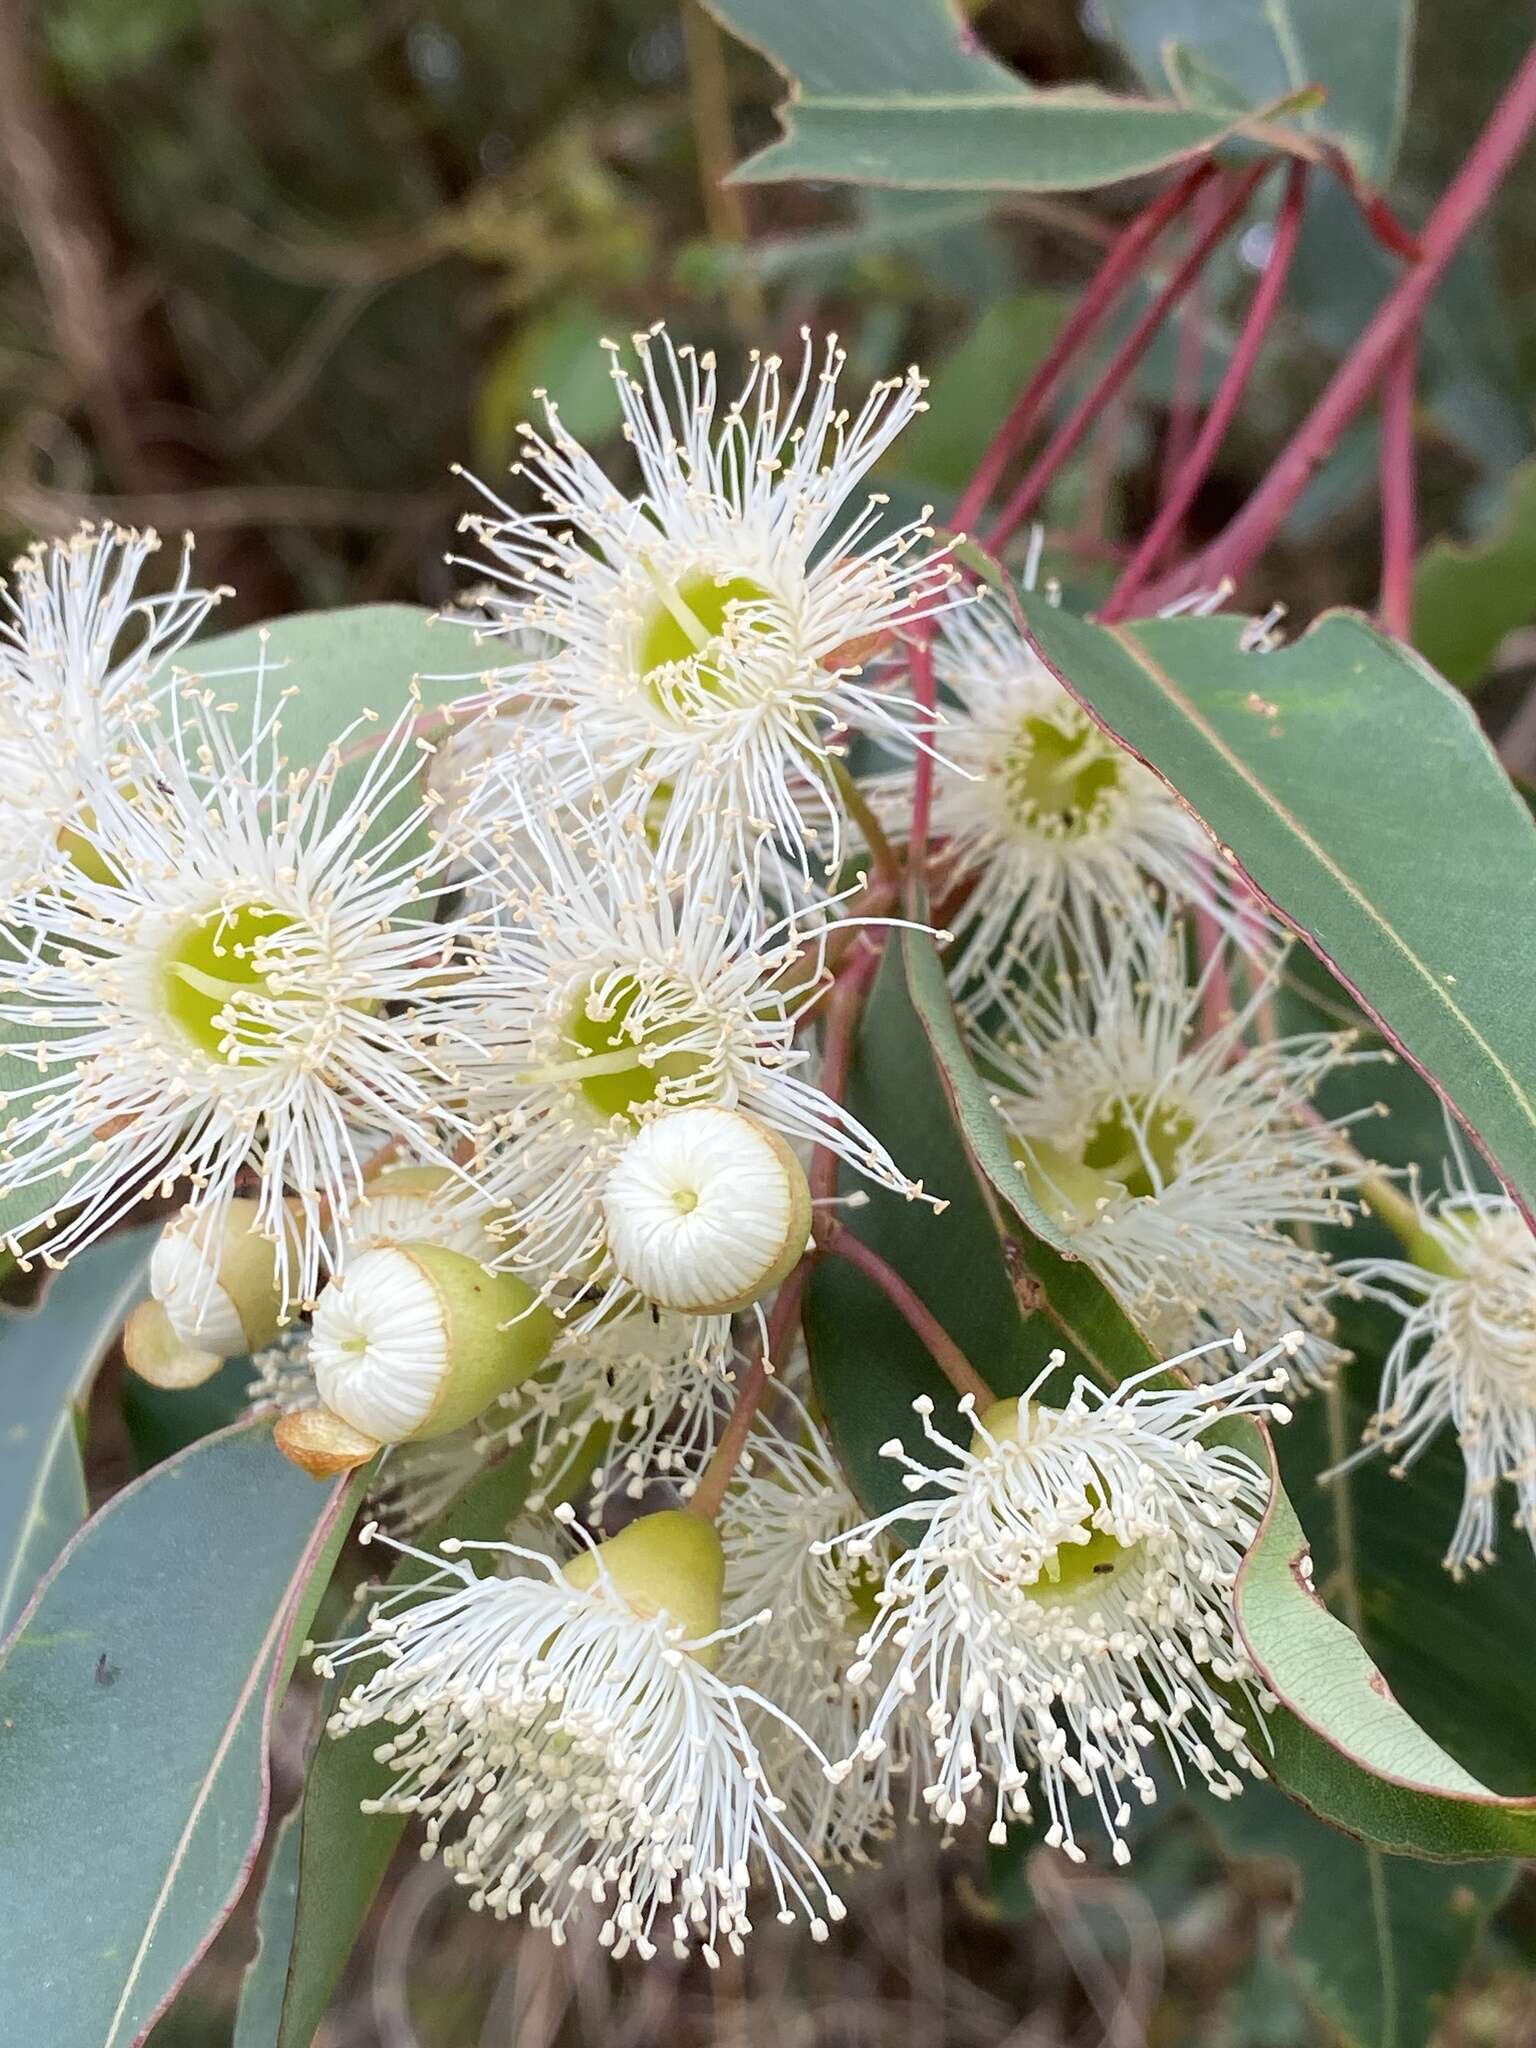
(95, 1653), (119, 1687)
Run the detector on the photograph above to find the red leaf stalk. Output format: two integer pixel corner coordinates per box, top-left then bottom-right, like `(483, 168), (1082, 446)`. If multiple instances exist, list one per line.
(985, 160), (1273, 557)
(1104, 160), (1309, 622)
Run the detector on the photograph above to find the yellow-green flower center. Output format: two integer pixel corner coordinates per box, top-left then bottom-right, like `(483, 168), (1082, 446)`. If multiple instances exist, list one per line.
(161, 902), (294, 1062)
(1016, 1092), (1195, 1224)
(1030, 1519), (1142, 1600)
(999, 712), (1121, 837)
(561, 975), (709, 1123)
(639, 570), (775, 706)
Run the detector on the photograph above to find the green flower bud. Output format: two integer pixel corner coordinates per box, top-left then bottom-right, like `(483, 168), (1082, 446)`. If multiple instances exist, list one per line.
(149, 1197), (288, 1359)
(309, 1241), (557, 1444)
(562, 1508), (725, 1665)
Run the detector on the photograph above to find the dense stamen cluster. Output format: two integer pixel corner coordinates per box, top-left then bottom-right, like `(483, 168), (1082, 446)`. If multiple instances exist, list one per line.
(1, 317), (1452, 1972)
(823, 1339), (1297, 1862)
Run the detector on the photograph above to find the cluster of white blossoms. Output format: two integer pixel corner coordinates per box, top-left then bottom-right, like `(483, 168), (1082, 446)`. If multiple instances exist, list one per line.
(2, 326), (1522, 1965)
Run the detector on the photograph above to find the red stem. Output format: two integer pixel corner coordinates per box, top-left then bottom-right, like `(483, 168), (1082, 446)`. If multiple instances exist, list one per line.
(1104, 160), (1309, 622)
(1154, 180), (1225, 532)
(810, 933), (885, 1204)
(907, 629), (938, 883)
(1378, 331), (1419, 639)
(687, 1263), (808, 1522)
(1175, 40), (1536, 597)
(948, 161), (1216, 537)
(986, 161), (1273, 556)
(824, 1223), (994, 1409)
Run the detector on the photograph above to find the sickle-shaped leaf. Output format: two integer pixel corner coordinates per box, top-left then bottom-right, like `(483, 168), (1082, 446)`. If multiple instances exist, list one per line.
(1025, 606), (1536, 1229)
(705, 0), (1273, 194)
(0, 1418), (361, 2047)
(0, 1224), (156, 1633)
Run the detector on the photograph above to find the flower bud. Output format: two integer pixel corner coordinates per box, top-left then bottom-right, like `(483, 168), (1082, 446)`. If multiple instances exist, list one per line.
(562, 1507), (725, 1664)
(309, 1241), (557, 1444)
(601, 1106), (811, 1314)
(347, 1162), (500, 1263)
(149, 1198), (287, 1359)
(123, 1297), (223, 1390)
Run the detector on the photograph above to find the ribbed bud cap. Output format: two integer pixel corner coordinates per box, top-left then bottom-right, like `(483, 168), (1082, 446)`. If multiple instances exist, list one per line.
(310, 1241), (557, 1444)
(149, 1197), (287, 1357)
(601, 1106), (811, 1314)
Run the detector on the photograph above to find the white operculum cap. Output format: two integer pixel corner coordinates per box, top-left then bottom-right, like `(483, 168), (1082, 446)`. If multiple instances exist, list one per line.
(601, 1106), (812, 1314)
(128, 1197), (290, 1389)
(304, 1241), (558, 1451)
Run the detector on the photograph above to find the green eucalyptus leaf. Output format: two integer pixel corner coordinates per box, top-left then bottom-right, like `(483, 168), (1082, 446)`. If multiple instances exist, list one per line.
(1196, 1777), (1509, 2047)
(704, 0), (1264, 194)
(0, 1418), (361, 2048)
(0, 1224), (156, 1633)
(1101, 0), (1414, 185)
(233, 1804), (305, 2048)
(1025, 606), (1536, 1226)
(1413, 455), (1536, 689)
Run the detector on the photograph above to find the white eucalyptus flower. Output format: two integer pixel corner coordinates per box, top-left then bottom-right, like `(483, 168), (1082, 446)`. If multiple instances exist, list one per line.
(433, 781), (924, 1333)
(0, 680), (467, 1307)
(493, 1303), (734, 1511)
(720, 1395), (934, 1865)
(1341, 1131), (1536, 1575)
(867, 596), (1261, 999)
(318, 1508), (845, 1960)
(826, 1337), (1296, 1864)
(975, 918), (1360, 1384)
(0, 524), (222, 892)
(454, 325), (954, 869)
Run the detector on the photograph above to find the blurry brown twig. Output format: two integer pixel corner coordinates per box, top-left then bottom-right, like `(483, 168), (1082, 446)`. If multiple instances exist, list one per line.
(0, 0), (296, 610)
(683, 0), (767, 334)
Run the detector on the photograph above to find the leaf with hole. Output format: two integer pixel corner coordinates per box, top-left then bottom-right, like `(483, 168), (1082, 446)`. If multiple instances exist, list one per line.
(705, 0), (1274, 194)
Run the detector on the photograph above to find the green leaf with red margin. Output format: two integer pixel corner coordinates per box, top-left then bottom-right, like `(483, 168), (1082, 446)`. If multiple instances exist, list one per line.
(0, 1418), (362, 2047)
(1025, 605), (1536, 1230)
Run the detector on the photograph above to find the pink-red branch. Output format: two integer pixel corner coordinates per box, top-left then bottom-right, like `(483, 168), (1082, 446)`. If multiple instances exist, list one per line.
(824, 1223), (994, 1409)
(1378, 332), (1419, 640)
(985, 160), (1273, 556)
(949, 160), (1216, 538)
(1176, 38), (1536, 597)
(1104, 160), (1309, 622)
